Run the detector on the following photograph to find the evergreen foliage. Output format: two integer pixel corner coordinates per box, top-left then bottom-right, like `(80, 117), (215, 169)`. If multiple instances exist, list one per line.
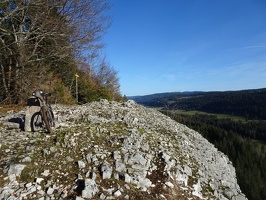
(131, 88), (266, 120)
(162, 111), (266, 200)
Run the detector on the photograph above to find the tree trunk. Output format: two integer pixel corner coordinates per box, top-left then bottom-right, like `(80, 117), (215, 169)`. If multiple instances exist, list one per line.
(1, 64), (9, 101)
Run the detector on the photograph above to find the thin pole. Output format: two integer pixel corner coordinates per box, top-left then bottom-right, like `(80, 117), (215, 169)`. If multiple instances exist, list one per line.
(75, 74), (79, 103)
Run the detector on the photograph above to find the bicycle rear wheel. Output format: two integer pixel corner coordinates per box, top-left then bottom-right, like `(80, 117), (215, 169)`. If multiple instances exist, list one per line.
(41, 106), (53, 133)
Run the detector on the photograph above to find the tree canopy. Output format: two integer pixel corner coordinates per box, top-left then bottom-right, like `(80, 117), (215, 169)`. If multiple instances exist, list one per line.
(0, 0), (121, 104)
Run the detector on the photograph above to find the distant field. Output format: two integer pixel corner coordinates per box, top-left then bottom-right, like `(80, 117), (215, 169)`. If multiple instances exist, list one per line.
(133, 88), (266, 121)
(163, 109), (248, 121)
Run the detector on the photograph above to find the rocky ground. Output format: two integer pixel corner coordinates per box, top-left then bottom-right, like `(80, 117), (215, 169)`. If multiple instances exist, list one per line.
(0, 100), (247, 199)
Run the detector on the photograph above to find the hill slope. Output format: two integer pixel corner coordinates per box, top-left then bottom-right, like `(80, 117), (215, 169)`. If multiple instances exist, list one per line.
(0, 100), (246, 199)
(129, 88), (266, 120)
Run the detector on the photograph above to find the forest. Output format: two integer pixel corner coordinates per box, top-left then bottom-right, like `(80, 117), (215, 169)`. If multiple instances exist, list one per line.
(161, 112), (266, 200)
(0, 0), (122, 105)
(130, 88), (266, 120)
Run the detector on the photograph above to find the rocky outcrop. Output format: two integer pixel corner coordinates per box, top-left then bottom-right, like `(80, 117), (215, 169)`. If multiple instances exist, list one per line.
(0, 100), (247, 199)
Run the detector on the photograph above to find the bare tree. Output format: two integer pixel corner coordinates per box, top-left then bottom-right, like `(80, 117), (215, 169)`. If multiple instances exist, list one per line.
(93, 57), (121, 99)
(0, 0), (112, 104)
(59, 0), (111, 71)
(0, 0), (72, 103)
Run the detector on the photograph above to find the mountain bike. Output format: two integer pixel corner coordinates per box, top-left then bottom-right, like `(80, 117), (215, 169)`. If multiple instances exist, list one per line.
(29, 89), (55, 133)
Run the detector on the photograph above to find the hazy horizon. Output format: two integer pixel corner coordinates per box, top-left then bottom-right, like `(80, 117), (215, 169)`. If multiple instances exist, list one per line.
(126, 86), (266, 97)
(105, 0), (266, 96)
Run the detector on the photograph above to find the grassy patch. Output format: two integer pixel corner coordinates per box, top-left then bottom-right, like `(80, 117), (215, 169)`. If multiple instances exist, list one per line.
(0, 106), (25, 114)
(171, 110), (246, 120)
(20, 166), (36, 182)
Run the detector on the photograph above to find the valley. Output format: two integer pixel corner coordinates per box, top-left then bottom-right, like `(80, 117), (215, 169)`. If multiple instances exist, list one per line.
(129, 88), (266, 200)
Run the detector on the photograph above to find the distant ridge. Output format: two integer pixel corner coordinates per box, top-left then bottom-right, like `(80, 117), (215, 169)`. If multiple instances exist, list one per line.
(128, 88), (266, 120)
(128, 91), (205, 103)
(128, 88), (266, 102)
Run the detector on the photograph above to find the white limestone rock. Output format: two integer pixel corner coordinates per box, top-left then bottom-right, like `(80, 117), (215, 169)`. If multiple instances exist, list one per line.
(8, 164), (26, 177)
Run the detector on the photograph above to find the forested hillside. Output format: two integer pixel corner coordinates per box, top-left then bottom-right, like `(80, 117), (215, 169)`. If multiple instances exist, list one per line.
(161, 112), (266, 200)
(130, 88), (266, 120)
(0, 0), (121, 105)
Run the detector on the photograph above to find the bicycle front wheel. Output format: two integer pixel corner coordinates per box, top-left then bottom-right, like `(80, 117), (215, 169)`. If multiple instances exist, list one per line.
(31, 111), (44, 132)
(41, 106), (53, 133)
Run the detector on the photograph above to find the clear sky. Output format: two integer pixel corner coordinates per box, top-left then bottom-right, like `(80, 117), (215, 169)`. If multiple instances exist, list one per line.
(104, 0), (266, 96)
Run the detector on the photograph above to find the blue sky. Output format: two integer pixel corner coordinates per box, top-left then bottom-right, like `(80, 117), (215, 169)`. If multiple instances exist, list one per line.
(104, 0), (266, 96)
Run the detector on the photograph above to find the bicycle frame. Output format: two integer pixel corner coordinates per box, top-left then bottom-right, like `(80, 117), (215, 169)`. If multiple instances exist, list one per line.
(34, 90), (46, 107)
(31, 89), (54, 133)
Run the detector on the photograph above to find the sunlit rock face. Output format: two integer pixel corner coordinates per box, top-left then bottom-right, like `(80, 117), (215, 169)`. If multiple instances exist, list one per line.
(0, 100), (246, 199)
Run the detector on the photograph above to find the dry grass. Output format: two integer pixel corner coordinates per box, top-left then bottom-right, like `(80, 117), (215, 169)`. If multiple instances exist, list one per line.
(0, 105), (25, 114)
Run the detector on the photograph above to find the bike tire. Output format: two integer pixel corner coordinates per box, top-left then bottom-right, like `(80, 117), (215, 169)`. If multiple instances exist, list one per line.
(48, 105), (55, 127)
(47, 108), (55, 127)
(31, 111), (43, 132)
(41, 106), (53, 133)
